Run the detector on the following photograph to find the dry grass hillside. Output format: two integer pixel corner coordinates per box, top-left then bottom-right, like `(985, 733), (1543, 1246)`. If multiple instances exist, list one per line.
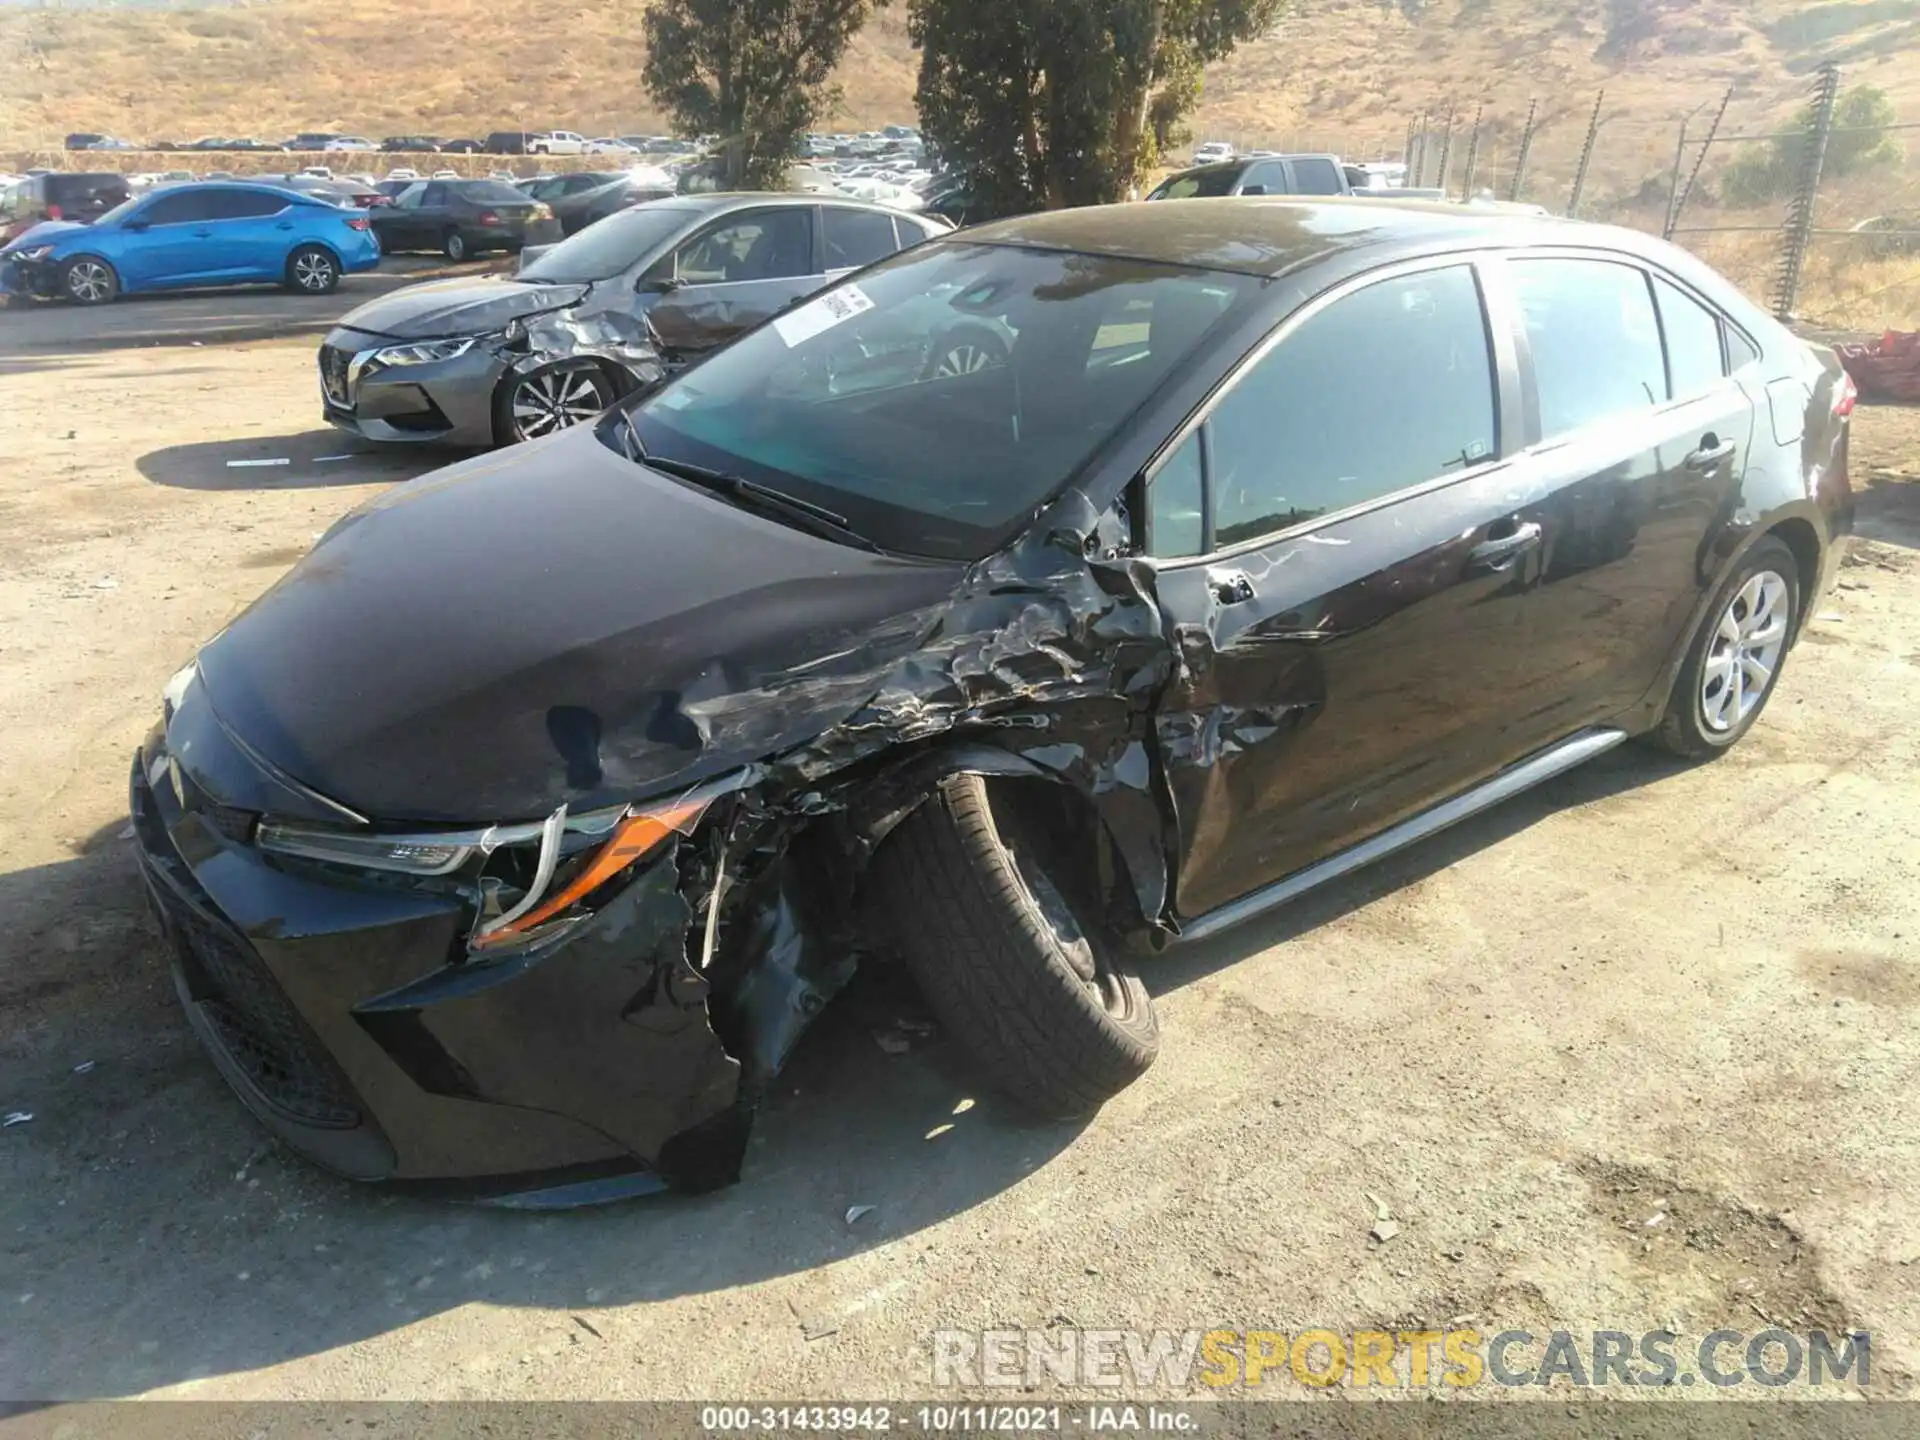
(6, 0), (1920, 157)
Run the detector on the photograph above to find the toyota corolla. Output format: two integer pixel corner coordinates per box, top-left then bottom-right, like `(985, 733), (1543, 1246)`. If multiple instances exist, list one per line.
(133, 199), (1852, 1205)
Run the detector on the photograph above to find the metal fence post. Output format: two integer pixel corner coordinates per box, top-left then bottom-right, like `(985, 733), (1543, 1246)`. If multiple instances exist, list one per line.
(1436, 109), (1456, 198)
(1666, 87), (1731, 240)
(1460, 103), (1485, 199)
(1508, 98), (1538, 202)
(1772, 62), (1841, 322)
(1403, 113), (1418, 175)
(1567, 90), (1605, 218)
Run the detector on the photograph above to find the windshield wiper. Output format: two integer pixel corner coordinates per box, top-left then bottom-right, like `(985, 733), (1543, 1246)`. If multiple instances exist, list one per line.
(618, 419), (880, 552)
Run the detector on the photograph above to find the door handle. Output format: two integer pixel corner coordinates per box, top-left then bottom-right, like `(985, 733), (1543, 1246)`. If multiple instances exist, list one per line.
(191, 228), (213, 238)
(275, 221), (294, 230)
(1467, 519), (1543, 572)
(1208, 568), (1256, 605)
(1686, 435), (1737, 470)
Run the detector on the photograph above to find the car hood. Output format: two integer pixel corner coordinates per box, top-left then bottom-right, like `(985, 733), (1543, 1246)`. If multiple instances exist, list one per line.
(331, 275), (590, 340)
(1, 219), (88, 254)
(192, 423), (968, 823)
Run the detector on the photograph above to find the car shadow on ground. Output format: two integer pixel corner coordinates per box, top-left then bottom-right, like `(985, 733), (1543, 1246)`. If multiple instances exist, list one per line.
(137, 429), (456, 491)
(1855, 467), (1920, 550)
(0, 745), (1696, 1399)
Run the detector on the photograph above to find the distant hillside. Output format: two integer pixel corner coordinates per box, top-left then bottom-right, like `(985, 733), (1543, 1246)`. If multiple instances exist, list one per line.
(5, 0), (1920, 193)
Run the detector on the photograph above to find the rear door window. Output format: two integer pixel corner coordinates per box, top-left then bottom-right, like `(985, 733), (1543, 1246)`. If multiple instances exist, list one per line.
(1207, 265), (1498, 548)
(1287, 157), (1345, 195)
(1510, 257), (1665, 443)
(823, 207), (901, 269)
(206, 190), (289, 220)
(1653, 275), (1727, 401)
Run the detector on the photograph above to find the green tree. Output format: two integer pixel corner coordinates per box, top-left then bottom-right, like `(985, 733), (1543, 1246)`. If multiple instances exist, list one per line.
(1717, 83), (1901, 207)
(910, 0), (1288, 212)
(642, 0), (882, 189)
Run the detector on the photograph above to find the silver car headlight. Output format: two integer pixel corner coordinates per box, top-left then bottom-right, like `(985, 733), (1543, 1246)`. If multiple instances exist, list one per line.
(16, 244), (56, 262)
(255, 821), (474, 875)
(369, 336), (479, 367)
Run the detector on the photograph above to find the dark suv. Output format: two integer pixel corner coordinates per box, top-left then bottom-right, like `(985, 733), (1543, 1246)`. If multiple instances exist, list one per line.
(0, 172), (131, 247)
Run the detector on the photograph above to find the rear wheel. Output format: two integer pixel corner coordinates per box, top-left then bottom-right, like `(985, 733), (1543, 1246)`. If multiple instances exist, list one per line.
(443, 229), (468, 262)
(62, 256), (118, 305)
(1646, 536), (1800, 759)
(872, 775), (1159, 1118)
(285, 245), (339, 294)
(496, 362), (614, 444)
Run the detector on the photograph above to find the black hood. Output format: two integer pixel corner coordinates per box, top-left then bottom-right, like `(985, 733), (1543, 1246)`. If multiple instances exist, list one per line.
(192, 425), (968, 823)
(331, 275), (590, 341)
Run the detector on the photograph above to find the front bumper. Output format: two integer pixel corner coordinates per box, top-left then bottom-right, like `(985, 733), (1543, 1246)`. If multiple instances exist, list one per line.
(128, 700), (751, 1203)
(318, 329), (506, 445)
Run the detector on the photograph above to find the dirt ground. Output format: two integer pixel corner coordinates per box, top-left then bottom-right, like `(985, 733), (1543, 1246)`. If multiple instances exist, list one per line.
(1, 336), (1918, 1405)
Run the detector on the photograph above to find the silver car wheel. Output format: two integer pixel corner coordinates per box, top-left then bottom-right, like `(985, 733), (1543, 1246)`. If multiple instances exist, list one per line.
(934, 341), (1001, 377)
(67, 260), (112, 303)
(510, 368), (608, 441)
(294, 252), (335, 291)
(1701, 569), (1790, 733)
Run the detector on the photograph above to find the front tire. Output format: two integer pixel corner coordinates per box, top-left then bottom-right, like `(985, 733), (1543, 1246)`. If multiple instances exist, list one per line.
(1646, 536), (1800, 759)
(495, 362), (615, 445)
(62, 256), (118, 305)
(872, 775), (1159, 1119)
(286, 245), (339, 294)
(443, 229), (468, 262)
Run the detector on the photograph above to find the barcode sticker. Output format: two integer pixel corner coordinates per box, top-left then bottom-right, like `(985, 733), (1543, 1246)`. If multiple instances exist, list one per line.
(772, 283), (875, 348)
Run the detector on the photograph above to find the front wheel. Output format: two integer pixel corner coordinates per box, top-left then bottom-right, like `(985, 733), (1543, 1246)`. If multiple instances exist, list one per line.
(286, 245), (339, 294)
(62, 256), (118, 305)
(1645, 535), (1800, 759)
(871, 775), (1159, 1118)
(443, 229), (468, 262)
(496, 363), (614, 444)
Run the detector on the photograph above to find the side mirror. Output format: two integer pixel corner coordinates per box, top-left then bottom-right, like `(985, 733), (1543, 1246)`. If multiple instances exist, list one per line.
(638, 274), (683, 294)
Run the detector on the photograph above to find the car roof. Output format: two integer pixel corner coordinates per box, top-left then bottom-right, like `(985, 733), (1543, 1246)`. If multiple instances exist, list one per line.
(960, 196), (1619, 279)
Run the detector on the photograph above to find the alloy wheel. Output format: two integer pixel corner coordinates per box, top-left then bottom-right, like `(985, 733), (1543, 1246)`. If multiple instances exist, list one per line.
(510, 369), (607, 440)
(1701, 569), (1790, 733)
(293, 252), (335, 292)
(933, 342), (1001, 378)
(67, 261), (111, 303)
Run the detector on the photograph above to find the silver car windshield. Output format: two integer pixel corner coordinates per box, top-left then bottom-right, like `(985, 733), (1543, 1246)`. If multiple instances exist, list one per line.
(623, 240), (1257, 561)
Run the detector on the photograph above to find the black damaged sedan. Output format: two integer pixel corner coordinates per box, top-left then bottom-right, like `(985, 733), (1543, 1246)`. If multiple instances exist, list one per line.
(134, 199), (1854, 1204)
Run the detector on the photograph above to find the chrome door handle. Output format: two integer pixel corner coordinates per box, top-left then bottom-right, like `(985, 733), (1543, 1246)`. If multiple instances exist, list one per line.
(1467, 520), (1543, 572)
(1686, 437), (1737, 471)
(1208, 568), (1256, 605)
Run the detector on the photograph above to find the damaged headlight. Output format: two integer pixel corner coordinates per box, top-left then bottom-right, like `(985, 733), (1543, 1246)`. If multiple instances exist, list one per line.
(368, 336), (481, 367)
(16, 244), (55, 262)
(255, 821), (473, 876)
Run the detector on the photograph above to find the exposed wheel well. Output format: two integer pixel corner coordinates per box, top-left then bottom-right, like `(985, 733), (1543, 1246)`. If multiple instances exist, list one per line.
(958, 776), (1148, 937)
(1766, 517), (1822, 626)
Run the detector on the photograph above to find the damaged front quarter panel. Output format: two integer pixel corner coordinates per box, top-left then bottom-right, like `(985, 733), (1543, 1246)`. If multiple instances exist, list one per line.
(503, 307), (668, 394)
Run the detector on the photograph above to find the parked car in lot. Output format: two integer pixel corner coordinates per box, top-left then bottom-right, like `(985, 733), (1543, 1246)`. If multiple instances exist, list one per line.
(272, 173), (390, 210)
(138, 198), (1853, 1202)
(526, 131), (589, 156)
(1147, 153), (1351, 200)
(0, 180), (378, 302)
(381, 136), (443, 153)
(547, 174), (676, 235)
(366, 178), (559, 260)
(483, 131), (535, 155)
(516, 170), (628, 204)
(319, 193), (945, 446)
(324, 136), (376, 153)
(0, 171), (132, 246)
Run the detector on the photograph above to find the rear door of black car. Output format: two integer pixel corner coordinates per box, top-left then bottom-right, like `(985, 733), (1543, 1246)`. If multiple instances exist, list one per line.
(639, 204), (819, 362)
(1482, 252), (1756, 734)
(1146, 257), (1561, 920)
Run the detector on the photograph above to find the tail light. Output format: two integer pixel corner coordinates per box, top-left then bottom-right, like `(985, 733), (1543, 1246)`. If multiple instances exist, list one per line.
(346, 217), (370, 231)
(46, 203), (63, 221)
(531, 202), (553, 220)
(1834, 372), (1858, 418)
(477, 210), (500, 226)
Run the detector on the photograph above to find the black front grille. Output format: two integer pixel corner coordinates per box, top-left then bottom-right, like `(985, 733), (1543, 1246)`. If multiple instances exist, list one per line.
(318, 344), (352, 407)
(136, 801), (363, 1130)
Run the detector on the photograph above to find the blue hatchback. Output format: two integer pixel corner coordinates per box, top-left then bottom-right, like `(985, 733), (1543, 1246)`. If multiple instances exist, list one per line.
(0, 181), (382, 304)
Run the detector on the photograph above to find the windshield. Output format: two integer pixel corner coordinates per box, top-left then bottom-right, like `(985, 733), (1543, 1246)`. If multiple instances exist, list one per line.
(1148, 167), (1241, 200)
(622, 240), (1257, 561)
(517, 203), (698, 283)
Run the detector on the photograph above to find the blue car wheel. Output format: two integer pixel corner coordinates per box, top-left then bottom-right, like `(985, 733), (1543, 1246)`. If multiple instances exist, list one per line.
(63, 256), (119, 305)
(286, 245), (340, 295)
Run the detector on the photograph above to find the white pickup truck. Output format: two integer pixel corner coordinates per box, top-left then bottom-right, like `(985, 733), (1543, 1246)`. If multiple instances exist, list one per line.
(526, 131), (589, 156)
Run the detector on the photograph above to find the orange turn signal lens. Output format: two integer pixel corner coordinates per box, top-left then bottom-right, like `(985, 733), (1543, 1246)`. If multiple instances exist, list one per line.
(470, 797), (708, 949)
